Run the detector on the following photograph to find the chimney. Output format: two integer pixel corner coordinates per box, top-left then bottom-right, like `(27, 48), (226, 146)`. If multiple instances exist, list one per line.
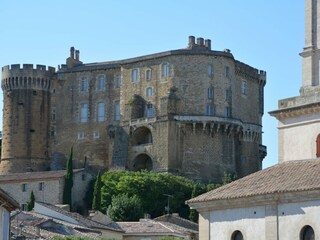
(70, 47), (75, 59)
(188, 36), (195, 48)
(197, 37), (204, 46)
(205, 39), (211, 50)
(75, 50), (80, 61)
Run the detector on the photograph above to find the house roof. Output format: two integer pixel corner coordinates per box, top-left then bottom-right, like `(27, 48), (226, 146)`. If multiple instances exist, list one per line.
(11, 211), (102, 239)
(187, 159), (320, 204)
(0, 169), (84, 182)
(0, 188), (19, 211)
(153, 214), (198, 232)
(117, 219), (185, 236)
(36, 201), (123, 232)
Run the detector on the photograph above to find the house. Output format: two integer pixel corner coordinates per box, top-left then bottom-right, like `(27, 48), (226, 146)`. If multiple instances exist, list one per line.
(0, 188), (19, 240)
(11, 201), (124, 239)
(0, 169), (92, 211)
(187, 159), (320, 239)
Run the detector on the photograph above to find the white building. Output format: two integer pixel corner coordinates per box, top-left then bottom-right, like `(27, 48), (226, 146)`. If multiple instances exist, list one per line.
(187, 0), (320, 239)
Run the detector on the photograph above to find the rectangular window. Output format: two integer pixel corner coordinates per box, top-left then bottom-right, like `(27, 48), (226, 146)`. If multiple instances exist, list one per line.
(132, 69), (139, 82)
(206, 105), (214, 116)
(80, 103), (88, 123)
(97, 102), (105, 122)
(146, 69), (152, 80)
(161, 63), (170, 78)
(146, 104), (155, 118)
(225, 66), (230, 77)
(146, 87), (153, 97)
(39, 182), (44, 191)
(114, 100), (120, 121)
(225, 89), (231, 101)
(115, 74), (121, 88)
(78, 132), (85, 140)
(207, 65), (213, 77)
(21, 204), (27, 211)
(241, 80), (247, 95)
(21, 183), (27, 192)
(80, 78), (88, 92)
(224, 107), (231, 117)
(96, 76), (105, 90)
(93, 131), (100, 139)
(208, 87), (214, 99)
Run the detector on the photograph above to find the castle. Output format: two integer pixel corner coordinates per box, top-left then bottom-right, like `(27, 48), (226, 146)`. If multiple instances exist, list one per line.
(0, 36), (266, 182)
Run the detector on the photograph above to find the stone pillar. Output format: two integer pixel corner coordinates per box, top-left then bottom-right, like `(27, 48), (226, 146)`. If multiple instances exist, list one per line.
(300, 0), (320, 88)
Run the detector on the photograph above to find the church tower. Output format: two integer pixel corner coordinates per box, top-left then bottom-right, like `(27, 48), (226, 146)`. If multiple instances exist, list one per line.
(270, 0), (320, 162)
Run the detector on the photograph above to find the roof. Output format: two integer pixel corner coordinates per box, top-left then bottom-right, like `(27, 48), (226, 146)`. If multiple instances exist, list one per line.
(0, 169), (84, 182)
(11, 211), (102, 239)
(187, 159), (320, 204)
(117, 219), (185, 236)
(0, 188), (19, 211)
(153, 214), (198, 232)
(36, 201), (123, 232)
(62, 48), (234, 72)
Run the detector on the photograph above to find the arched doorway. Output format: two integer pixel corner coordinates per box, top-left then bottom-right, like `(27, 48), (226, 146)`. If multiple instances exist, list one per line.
(132, 127), (152, 146)
(133, 154), (153, 171)
(231, 230), (244, 240)
(316, 134), (320, 157)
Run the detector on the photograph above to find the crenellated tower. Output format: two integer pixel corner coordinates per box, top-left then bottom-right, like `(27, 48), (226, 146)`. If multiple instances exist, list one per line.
(0, 64), (55, 174)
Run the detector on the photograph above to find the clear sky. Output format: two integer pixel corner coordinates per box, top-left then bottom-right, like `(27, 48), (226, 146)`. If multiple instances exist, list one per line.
(0, 0), (304, 169)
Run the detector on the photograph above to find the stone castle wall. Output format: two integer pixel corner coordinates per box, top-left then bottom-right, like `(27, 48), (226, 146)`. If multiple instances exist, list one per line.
(0, 37), (266, 182)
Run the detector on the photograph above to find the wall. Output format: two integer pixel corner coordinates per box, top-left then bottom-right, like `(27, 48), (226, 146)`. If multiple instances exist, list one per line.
(278, 111), (320, 162)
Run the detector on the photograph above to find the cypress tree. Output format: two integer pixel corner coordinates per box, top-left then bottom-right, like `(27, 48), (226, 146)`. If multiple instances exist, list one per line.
(63, 147), (74, 209)
(92, 171), (102, 210)
(27, 191), (35, 211)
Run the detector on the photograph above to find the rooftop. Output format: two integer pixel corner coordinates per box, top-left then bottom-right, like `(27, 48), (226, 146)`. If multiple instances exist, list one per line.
(187, 159), (320, 204)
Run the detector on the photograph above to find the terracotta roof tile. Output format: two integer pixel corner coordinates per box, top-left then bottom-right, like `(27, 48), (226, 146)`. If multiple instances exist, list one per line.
(187, 159), (320, 203)
(0, 169), (84, 182)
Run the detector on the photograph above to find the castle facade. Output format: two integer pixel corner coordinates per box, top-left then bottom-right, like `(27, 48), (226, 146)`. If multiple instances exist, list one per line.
(0, 36), (266, 182)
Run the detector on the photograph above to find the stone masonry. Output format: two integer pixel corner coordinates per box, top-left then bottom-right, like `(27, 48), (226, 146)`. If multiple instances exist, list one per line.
(1, 36), (267, 182)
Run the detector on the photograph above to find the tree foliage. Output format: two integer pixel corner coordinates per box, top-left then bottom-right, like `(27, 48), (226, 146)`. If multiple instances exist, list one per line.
(92, 171), (102, 210)
(108, 193), (143, 221)
(63, 147), (74, 209)
(26, 190), (35, 211)
(102, 171), (201, 219)
(188, 183), (206, 222)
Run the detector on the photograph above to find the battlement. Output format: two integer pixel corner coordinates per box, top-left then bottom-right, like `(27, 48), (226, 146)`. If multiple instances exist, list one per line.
(188, 36), (211, 50)
(235, 61), (266, 84)
(2, 64), (55, 73)
(1, 64), (55, 91)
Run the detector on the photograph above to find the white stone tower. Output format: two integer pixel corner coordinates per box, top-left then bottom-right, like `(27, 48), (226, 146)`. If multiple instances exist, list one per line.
(270, 0), (320, 162)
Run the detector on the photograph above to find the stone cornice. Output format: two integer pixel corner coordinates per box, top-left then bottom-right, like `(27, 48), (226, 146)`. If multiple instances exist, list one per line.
(269, 102), (320, 120)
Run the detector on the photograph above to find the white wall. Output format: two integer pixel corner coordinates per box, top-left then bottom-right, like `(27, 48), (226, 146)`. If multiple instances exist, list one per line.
(210, 205), (266, 240)
(278, 112), (320, 162)
(278, 200), (320, 239)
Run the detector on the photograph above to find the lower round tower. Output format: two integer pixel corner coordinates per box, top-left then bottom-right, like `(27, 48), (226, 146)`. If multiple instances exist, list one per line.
(0, 64), (55, 174)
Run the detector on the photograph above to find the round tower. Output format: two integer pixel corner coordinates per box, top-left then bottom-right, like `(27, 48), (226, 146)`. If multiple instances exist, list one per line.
(0, 64), (55, 174)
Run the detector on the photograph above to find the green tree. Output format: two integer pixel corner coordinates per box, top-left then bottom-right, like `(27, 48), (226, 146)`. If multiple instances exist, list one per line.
(188, 183), (205, 222)
(26, 190), (35, 211)
(63, 147), (74, 209)
(108, 193), (143, 221)
(92, 171), (102, 210)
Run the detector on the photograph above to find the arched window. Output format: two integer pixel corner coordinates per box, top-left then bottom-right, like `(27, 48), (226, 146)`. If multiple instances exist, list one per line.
(316, 134), (320, 157)
(231, 230), (243, 240)
(300, 225), (315, 240)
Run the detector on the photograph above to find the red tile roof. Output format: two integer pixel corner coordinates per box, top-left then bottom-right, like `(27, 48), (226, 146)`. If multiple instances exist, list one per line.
(187, 159), (320, 203)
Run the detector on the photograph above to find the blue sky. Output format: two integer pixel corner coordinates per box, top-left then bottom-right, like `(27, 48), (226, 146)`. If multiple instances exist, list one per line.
(0, 0), (304, 168)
